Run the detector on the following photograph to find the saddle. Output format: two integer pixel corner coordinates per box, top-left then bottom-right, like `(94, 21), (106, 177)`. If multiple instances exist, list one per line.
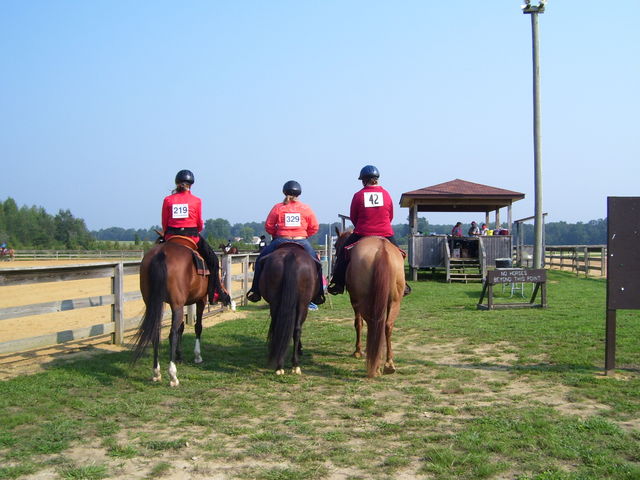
(344, 237), (407, 259)
(166, 236), (210, 276)
(259, 241), (322, 266)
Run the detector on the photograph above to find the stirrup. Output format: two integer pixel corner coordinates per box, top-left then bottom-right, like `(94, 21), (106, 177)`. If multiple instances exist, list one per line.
(312, 293), (325, 305)
(327, 283), (344, 295)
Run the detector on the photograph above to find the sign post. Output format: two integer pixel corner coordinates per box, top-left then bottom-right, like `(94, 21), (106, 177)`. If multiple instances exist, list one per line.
(477, 268), (547, 310)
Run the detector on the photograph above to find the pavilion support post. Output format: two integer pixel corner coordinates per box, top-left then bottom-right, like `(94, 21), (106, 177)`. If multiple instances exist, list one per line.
(508, 204), (513, 232)
(485, 211), (490, 226)
(409, 205), (418, 281)
(496, 209), (501, 229)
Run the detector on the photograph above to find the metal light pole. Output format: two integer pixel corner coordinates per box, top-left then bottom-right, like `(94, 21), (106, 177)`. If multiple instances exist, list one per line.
(522, 0), (545, 269)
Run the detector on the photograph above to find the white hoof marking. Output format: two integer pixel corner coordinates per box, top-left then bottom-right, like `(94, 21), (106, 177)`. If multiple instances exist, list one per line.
(194, 340), (203, 364)
(275, 369), (285, 375)
(152, 365), (161, 382)
(292, 367), (302, 375)
(168, 361), (179, 387)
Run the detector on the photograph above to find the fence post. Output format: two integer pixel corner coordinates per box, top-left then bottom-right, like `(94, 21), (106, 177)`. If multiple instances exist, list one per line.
(186, 304), (196, 326)
(242, 255), (249, 306)
(224, 255), (233, 301)
(583, 246), (589, 277)
(112, 262), (124, 345)
(601, 246), (606, 277)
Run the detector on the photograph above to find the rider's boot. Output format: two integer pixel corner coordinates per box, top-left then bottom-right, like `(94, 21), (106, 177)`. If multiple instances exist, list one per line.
(327, 253), (346, 295)
(246, 268), (262, 302)
(197, 237), (223, 304)
(312, 267), (326, 305)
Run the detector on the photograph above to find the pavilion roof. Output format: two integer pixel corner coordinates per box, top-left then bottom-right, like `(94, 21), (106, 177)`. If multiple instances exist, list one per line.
(399, 179), (525, 213)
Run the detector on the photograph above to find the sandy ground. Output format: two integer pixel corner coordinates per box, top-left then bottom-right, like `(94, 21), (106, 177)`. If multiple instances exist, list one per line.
(0, 259), (249, 376)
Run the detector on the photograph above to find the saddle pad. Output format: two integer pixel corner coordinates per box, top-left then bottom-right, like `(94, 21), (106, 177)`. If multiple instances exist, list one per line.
(167, 235), (198, 250)
(166, 236), (209, 276)
(261, 242), (321, 265)
(344, 237), (407, 258)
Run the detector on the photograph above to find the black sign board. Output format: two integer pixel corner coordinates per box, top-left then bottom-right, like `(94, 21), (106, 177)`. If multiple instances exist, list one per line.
(486, 269), (546, 284)
(605, 197), (640, 374)
(478, 268), (547, 310)
(607, 197), (640, 310)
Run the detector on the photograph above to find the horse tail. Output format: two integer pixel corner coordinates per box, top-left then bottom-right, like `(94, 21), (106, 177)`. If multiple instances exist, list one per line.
(366, 244), (392, 377)
(132, 250), (167, 363)
(267, 251), (298, 367)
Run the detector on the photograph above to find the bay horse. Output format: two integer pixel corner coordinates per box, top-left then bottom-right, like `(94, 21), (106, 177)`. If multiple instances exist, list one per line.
(133, 236), (228, 387)
(334, 229), (406, 377)
(0, 247), (15, 261)
(220, 243), (239, 254)
(260, 243), (318, 375)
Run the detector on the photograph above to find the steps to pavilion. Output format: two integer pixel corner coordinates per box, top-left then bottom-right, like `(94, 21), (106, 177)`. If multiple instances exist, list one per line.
(448, 258), (483, 283)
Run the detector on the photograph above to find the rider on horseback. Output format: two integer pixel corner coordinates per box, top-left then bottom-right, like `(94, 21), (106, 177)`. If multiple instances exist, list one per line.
(327, 165), (411, 296)
(247, 180), (325, 305)
(162, 169), (224, 304)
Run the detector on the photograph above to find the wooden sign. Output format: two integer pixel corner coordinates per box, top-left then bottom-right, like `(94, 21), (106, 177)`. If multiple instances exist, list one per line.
(478, 268), (547, 310)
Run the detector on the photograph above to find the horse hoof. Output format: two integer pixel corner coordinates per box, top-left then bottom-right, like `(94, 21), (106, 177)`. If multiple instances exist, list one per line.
(275, 369), (285, 376)
(353, 351), (364, 359)
(194, 356), (203, 364)
(152, 375), (161, 382)
(170, 379), (180, 387)
(292, 367), (302, 375)
(383, 363), (396, 375)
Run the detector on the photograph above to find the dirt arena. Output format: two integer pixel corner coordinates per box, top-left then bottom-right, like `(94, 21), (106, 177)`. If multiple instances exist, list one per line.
(0, 260), (247, 377)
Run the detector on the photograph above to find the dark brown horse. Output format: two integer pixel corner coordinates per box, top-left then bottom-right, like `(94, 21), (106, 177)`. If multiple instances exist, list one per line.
(260, 243), (318, 375)
(334, 229), (406, 377)
(133, 237), (227, 386)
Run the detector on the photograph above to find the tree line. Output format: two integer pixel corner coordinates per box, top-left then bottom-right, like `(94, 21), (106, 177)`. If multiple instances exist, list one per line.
(0, 197), (607, 250)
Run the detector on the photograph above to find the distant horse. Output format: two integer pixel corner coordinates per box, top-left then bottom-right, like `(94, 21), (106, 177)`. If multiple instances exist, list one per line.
(219, 243), (239, 254)
(334, 229), (406, 377)
(0, 247), (15, 261)
(260, 243), (318, 375)
(133, 236), (229, 387)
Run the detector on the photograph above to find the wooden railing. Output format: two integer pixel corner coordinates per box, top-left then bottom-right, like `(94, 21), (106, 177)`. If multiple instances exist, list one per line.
(10, 250), (144, 261)
(0, 253), (258, 356)
(544, 245), (606, 277)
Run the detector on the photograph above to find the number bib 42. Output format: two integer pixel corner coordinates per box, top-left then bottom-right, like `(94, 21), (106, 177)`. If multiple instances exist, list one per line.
(364, 192), (384, 208)
(172, 204), (189, 219)
(284, 213), (301, 227)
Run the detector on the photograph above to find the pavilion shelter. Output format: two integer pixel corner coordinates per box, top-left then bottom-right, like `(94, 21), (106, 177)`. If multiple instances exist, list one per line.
(399, 179), (525, 282)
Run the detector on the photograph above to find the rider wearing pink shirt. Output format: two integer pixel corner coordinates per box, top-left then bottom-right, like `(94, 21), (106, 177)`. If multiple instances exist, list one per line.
(247, 180), (325, 305)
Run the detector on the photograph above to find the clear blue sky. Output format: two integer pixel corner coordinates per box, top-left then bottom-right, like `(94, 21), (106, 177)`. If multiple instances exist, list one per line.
(1, 1), (638, 231)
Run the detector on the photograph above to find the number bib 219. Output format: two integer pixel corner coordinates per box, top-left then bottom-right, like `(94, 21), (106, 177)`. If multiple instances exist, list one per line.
(172, 204), (189, 219)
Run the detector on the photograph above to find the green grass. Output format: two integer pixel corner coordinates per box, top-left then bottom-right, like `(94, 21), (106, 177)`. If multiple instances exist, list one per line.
(1, 270), (640, 478)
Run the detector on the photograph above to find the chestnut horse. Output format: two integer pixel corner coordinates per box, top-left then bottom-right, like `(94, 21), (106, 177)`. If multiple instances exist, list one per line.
(260, 243), (318, 375)
(334, 229), (406, 377)
(0, 247), (14, 261)
(219, 243), (239, 254)
(133, 237), (228, 386)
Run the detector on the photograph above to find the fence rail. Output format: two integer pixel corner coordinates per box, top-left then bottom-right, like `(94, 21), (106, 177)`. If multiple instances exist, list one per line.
(543, 245), (606, 277)
(8, 250), (145, 261)
(0, 253), (256, 356)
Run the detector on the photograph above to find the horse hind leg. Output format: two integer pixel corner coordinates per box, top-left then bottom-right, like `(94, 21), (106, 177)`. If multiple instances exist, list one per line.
(168, 306), (184, 387)
(291, 322), (302, 375)
(353, 312), (365, 358)
(193, 300), (205, 364)
(383, 303), (400, 375)
(152, 332), (162, 382)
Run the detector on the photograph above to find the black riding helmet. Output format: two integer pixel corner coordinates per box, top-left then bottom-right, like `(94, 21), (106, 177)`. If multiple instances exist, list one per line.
(358, 165), (380, 180)
(175, 169), (195, 185)
(282, 180), (302, 197)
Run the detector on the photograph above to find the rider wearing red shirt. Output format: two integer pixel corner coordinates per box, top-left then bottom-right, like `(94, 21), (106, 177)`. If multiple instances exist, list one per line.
(162, 169), (226, 305)
(328, 165), (410, 296)
(247, 180), (325, 305)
